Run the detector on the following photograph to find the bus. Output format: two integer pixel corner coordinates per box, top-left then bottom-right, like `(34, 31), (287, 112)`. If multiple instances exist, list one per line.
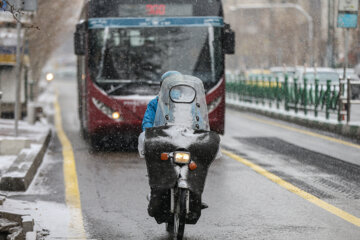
(74, 0), (235, 147)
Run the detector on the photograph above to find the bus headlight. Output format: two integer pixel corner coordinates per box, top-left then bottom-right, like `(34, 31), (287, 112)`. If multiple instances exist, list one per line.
(112, 111), (120, 120)
(207, 96), (222, 113)
(92, 97), (122, 121)
(174, 152), (190, 164)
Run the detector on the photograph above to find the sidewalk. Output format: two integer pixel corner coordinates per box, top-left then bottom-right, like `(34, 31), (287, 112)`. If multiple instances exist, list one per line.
(0, 108), (52, 239)
(227, 97), (360, 140)
(0, 119), (51, 191)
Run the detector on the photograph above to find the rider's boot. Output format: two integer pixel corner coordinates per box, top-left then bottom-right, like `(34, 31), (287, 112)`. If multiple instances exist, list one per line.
(201, 201), (208, 209)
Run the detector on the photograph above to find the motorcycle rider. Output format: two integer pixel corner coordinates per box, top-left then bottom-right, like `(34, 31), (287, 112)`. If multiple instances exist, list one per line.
(142, 71), (181, 131)
(140, 71), (182, 216)
(139, 71), (209, 214)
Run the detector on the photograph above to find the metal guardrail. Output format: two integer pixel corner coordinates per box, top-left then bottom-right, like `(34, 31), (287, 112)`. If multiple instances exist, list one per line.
(226, 73), (360, 122)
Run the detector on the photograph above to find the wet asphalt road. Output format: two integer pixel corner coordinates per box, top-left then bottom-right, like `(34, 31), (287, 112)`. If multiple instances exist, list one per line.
(51, 78), (360, 239)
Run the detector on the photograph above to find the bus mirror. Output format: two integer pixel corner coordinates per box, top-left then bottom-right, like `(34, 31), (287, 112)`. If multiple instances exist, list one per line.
(74, 32), (85, 55)
(74, 22), (86, 55)
(223, 24), (235, 54)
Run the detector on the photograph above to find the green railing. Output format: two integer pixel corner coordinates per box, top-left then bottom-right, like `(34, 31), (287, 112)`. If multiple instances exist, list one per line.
(226, 73), (340, 120)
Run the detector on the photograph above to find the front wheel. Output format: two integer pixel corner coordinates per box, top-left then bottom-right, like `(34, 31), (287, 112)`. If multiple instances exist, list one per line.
(173, 188), (187, 240)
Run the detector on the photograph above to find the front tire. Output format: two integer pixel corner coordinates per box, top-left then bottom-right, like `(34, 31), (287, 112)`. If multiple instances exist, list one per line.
(174, 188), (187, 240)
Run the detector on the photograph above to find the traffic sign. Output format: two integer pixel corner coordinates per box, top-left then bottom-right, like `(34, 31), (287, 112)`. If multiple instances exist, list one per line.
(337, 0), (359, 28)
(338, 13), (358, 28)
(338, 0), (359, 12)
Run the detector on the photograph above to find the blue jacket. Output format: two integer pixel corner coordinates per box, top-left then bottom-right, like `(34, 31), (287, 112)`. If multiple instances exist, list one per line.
(142, 96), (158, 131)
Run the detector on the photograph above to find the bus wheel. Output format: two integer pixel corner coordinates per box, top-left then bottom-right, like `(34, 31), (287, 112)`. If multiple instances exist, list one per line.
(89, 134), (101, 151)
(81, 128), (88, 140)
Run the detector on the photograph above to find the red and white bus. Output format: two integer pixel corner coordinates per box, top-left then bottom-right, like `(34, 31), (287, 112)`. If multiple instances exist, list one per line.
(74, 0), (234, 147)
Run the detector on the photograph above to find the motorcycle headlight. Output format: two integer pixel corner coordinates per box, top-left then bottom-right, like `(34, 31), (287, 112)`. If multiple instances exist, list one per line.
(174, 152), (191, 164)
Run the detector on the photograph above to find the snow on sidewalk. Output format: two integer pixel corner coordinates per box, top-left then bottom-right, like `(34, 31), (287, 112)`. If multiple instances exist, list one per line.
(0, 118), (51, 191)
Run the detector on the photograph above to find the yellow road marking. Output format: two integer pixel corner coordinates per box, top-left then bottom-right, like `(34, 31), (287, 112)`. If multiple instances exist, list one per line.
(222, 149), (360, 227)
(243, 114), (360, 150)
(54, 94), (87, 239)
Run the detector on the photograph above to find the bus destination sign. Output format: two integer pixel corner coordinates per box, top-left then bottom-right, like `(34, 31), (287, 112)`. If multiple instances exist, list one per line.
(146, 4), (166, 15)
(118, 4), (193, 17)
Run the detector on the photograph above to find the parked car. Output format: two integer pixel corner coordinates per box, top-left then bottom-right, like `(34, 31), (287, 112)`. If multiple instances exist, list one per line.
(245, 69), (271, 80)
(335, 68), (359, 80)
(270, 66), (299, 83)
(295, 67), (339, 85)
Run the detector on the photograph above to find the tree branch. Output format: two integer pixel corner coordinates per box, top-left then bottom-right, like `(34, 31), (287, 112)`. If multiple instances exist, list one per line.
(1, 0), (40, 30)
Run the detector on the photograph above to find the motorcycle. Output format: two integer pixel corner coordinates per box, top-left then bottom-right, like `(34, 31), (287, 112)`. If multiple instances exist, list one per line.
(141, 74), (220, 239)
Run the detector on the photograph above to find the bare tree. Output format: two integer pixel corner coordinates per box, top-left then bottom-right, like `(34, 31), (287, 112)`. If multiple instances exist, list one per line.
(26, 0), (83, 96)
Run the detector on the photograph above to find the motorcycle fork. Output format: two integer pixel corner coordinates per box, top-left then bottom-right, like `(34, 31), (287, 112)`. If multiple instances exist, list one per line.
(170, 188), (174, 213)
(170, 188), (190, 214)
(171, 165), (190, 214)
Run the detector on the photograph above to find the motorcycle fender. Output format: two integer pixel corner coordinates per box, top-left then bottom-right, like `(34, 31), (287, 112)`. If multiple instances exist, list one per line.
(176, 165), (189, 189)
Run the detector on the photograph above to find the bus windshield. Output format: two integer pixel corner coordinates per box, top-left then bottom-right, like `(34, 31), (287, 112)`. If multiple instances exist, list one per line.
(88, 26), (223, 95)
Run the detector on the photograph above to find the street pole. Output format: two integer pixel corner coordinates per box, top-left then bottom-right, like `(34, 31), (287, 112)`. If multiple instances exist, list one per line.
(229, 3), (314, 67)
(327, 0), (335, 67)
(344, 29), (350, 123)
(336, 0), (359, 123)
(14, 0), (22, 136)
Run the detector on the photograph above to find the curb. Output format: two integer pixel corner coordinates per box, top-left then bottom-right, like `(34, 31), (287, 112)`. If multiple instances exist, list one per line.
(227, 102), (360, 141)
(0, 129), (52, 191)
(0, 195), (5, 205)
